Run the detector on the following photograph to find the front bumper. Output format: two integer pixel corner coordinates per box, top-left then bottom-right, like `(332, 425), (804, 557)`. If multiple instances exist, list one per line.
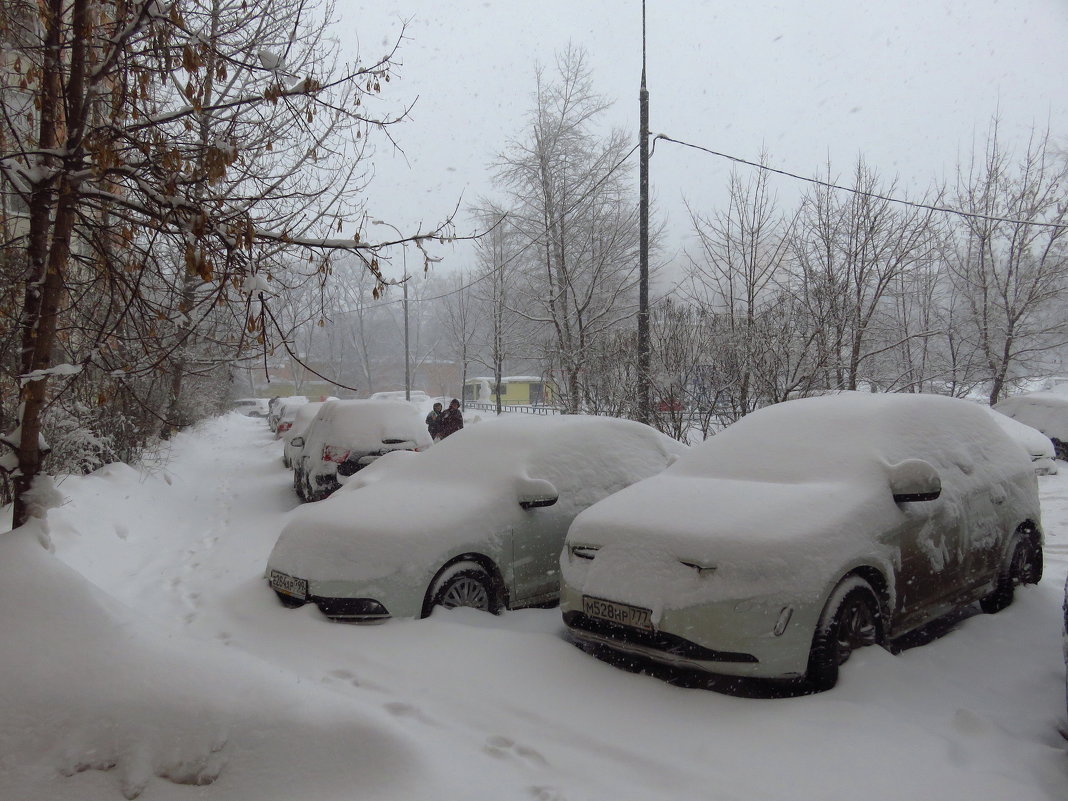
(267, 568), (429, 621)
(560, 582), (818, 679)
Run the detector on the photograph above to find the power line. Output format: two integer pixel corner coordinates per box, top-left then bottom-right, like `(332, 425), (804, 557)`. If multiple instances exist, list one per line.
(654, 133), (1068, 230)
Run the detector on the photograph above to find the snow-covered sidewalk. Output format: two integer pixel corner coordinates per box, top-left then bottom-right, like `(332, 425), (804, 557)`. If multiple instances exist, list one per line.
(3, 412), (1067, 800)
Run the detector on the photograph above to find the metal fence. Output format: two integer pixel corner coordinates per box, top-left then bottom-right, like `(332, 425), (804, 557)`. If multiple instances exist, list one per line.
(465, 402), (560, 416)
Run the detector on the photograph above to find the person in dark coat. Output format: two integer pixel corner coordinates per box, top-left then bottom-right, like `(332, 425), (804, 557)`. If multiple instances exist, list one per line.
(425, 402), (443, 440)
(437, 398), (464, 440)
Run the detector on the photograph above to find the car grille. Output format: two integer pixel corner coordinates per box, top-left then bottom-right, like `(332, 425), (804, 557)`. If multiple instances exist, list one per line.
(563, 611), (758, 664)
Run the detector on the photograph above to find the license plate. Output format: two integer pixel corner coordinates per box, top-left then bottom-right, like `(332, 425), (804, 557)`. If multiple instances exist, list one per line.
(270, 570), (308, 599)
(582, 595), (653, 631)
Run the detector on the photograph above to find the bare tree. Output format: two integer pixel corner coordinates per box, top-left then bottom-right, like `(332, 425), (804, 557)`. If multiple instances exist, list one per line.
(946, 121), (1068, 404)
(685, 161), (795, 419)
(493, 47), (639, 413)
(0, 0), (449, 527)
(794, 158), (939, 391)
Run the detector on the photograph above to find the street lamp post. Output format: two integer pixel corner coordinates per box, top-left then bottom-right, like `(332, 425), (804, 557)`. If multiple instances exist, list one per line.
(637, 0), (651, 424)
(371, 220), (410, 401)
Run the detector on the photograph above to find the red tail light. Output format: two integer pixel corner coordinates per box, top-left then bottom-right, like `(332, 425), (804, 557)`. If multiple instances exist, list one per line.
(322, 445), (350, 464)
(277, 422), (292, 434)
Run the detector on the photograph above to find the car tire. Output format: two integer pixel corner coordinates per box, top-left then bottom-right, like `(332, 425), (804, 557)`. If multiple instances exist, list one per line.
(274, 590), (306, 609)
(980, 531), (1042, 614)
(425, 561), (500, 617)
(807, 576), (881, 692)
(293, 468), (307, 502)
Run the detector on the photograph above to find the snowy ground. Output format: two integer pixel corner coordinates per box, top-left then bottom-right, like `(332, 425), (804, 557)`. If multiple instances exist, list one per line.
(2, 412), (1067, 800)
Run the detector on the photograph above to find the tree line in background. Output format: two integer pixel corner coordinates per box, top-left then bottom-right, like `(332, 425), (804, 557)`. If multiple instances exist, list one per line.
(266, 50), (1068, 449)
(2, 18), (1066, 521)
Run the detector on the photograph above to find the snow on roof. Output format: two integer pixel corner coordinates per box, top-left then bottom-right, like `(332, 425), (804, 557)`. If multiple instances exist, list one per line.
(986, 406), (1055, 458)
(994, 391), (1068, 442)
(302, 399), (430, 454)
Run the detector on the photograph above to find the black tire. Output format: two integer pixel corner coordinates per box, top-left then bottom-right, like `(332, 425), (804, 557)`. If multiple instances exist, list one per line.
(425, 561), (500, 617)
(293, 468), (307, 502)
(275, 590), (306, 609)
(807, 577), (881, 692)
(980, 533), (1042, 614)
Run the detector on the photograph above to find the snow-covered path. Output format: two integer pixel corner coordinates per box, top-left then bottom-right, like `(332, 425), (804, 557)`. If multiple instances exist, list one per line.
(12, 413), (1068, 800)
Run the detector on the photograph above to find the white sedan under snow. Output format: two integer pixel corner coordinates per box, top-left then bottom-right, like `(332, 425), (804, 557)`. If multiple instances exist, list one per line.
(560, 392), (1044, 691)
(266, 415), (688, 621)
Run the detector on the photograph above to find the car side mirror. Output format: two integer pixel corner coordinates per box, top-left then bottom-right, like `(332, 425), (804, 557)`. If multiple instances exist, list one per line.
(517, 477), (559, 509)
(889, 459), (941, 503)
(290, 436), (304, 449)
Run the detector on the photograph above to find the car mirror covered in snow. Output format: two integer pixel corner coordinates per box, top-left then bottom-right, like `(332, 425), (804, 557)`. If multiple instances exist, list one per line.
(516, 477), (559, 509)
(289, 436), (304, 449)
(889, 458), (942, 503)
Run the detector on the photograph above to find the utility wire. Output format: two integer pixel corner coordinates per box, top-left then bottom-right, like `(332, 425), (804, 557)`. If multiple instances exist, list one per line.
(340, 130), (1068, 315)
(654, 133), (1068, 230)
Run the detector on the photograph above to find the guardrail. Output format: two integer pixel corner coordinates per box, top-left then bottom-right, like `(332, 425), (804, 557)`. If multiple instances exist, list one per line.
(465, 402), (560, 416)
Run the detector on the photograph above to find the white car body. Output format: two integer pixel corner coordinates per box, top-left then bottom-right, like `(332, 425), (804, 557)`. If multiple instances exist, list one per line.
(267, 395), (308, 432)
(987, 407), (1058, 475)
(292, 399), (432, 502)
(994, 391), (1068, 461)
(232, 398), (269, 417)
(267, 415), (688, 621)
(282, 402), (325, 468)
(560, 393), (1043, 687)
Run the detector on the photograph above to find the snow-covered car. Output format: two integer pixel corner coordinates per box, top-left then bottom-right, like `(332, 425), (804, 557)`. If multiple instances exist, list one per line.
(231, 397), (269, 417)
(282, 402), (324, 468)
(560, 392), (1044, 692)
(274, 399), (313, 439)
(266, 415), (688, 621)
(267, 395), (307, 432)
(987, 407), (1058, 475)
(994, 391), (1068, 461)
(291, 399), (432, 502)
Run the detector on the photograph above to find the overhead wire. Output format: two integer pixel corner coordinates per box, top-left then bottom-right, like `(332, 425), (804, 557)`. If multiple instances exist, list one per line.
(339, 130), (1068, 314)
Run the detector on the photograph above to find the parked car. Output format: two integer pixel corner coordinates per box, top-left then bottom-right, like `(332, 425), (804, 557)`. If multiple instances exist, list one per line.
(267, 415), (688, 621)
(232, 397), (269, 417)
(267, 396), (307, 432)
(560, 392), (1043, 691)
(282, 402), (324, 468)
(994, 391), (1068, 460)
(291, 399), (432, 502)
(986, 407), (1059, 475)
(274, 400), (309, 439)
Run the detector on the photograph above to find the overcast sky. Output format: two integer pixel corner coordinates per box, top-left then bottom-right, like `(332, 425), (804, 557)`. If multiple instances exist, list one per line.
(336, 0), (1068, 284)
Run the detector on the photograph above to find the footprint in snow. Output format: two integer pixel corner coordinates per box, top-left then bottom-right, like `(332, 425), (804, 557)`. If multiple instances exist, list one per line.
(528, 787), (566, 801)
(384, 701), (438, 726)
(483, 735), (549, 767)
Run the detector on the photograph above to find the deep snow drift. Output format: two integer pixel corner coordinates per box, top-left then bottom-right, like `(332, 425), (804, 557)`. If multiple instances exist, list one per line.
(2, 413), (1066, 800)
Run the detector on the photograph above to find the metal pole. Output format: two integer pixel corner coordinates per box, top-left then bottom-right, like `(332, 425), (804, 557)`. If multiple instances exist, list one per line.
(637, 0), (651, 424)
(402, 247), (410, 401)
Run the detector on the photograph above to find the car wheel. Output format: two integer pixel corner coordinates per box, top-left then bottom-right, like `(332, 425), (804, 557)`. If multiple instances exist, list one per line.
(293, 469), (306, 502)
(807, 576), (881, 692)
(980, 532), (1041, 614)
(274, 590), (306, 609)
(425, 561), (500, 617)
